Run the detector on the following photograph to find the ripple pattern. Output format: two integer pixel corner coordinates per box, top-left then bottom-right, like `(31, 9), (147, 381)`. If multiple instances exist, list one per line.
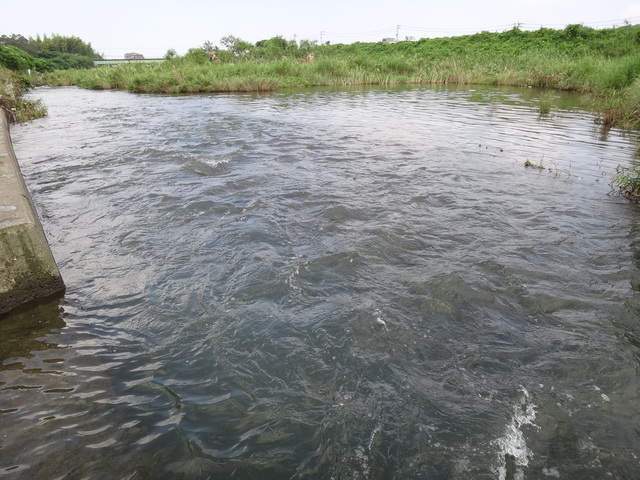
(2, 85), (640, 479)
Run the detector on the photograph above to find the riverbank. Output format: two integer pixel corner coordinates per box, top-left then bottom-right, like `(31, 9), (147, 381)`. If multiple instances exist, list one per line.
(42, 24), (640, 129)
(0, 67), (47, 123)
(0, 110), (64, 315)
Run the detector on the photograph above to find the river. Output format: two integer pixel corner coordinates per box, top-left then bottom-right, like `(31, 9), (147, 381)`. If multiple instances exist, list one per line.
(2, 85), (640, 479)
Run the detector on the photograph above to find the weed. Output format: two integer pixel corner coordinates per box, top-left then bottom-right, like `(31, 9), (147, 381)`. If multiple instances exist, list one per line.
(33, 24), (640, 128)
(0, 67), (47, 122)
(538, 92), (554, 115)
(610, 164), (640, 200)
(524, 159), (545, 169)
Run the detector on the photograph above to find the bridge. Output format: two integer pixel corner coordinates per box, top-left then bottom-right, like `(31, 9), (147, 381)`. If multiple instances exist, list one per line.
(93, 58), (164, 67)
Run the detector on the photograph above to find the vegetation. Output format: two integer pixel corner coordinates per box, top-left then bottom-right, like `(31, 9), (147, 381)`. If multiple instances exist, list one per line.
(40, 26), (640, 127)
(0, 34), (101, 72)
(5, 26), (640, 195)
(610, 165), (640, 200)
(0, 34), (100, 122)
(0, 45), (48, 72)
(524, 159), (545, 169)
(0, 67), (46, 122)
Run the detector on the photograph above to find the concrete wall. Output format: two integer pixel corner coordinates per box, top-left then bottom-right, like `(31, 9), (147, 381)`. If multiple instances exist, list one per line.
(0, 111), (65, 315)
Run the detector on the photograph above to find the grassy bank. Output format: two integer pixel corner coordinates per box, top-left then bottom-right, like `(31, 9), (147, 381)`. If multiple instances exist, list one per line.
(0, 67), (46, 122)
(43, 24), (640, 129)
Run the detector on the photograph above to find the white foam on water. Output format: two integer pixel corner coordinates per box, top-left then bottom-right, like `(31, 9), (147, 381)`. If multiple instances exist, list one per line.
(492, 386), (538, 480)
(354, 445), (370, 477)
(375, 317), (387, 328)
(204, 158), (229, 168)
(373, 308), (388, 330)
(287, 265), (300, 290)
(367, 423), (381, 451)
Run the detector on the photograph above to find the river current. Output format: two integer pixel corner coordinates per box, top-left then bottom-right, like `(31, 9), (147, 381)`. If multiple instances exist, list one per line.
(2, 85), (640, 479)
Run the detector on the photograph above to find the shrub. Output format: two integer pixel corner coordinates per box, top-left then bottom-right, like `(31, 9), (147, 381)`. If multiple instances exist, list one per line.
(0, 67), (47, 122)
(610, 164), (640, 199)
(0, 45), (39, 71)
(184, 48), (210, 65)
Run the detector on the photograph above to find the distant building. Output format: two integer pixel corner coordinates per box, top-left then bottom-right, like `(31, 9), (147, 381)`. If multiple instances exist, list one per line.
(405, 36), (416, 41)
(124, 52), (145, 60)
(382, 37), (396, 43)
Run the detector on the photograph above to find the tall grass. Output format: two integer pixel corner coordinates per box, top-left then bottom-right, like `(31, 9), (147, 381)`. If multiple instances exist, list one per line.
(41, 24), (640, 128)
(0, 67), (46, 122)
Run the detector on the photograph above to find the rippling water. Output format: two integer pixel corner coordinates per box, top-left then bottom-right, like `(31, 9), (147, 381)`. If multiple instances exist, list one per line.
(2, 85), (640, 479)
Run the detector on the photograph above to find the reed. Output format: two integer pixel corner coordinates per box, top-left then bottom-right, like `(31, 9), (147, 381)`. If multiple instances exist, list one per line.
(610, 164), (640, 200)
(39, 24), (640, 129)
(0, 67), (47, 122)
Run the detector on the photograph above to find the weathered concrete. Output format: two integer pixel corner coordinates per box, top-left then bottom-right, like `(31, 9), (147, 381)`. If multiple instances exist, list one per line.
(0, 111), (65, 316)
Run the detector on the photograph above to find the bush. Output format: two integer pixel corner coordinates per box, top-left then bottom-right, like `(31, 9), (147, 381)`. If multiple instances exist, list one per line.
(610, 164), (640, 199)
(0, 66), (47, 122)
(36, 50), (93, 70)
(0, 45), (39, 71)
(184, 48), (210, 65)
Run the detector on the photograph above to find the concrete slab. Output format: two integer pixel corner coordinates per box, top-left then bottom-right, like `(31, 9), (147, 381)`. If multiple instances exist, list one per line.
(0, 112), (65, 316)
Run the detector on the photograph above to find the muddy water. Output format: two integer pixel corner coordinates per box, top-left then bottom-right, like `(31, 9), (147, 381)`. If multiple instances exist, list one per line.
(2, 85), (640, 479)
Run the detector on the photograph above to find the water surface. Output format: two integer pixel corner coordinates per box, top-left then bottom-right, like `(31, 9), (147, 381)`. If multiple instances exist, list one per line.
(2, 85), (640, 479)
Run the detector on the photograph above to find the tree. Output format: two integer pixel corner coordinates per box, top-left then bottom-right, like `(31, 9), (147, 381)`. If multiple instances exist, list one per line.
(202, 41), (215, 52)
(164, 48), (177, 60)
(184, 48), (209, 64)
(34, 34), (100, 57)
(0, 33), (100, 70)
(254, 36), (305, 59)
(0, 45), (41, 71)
(220, 35), (253, 55)
(0, 34), (38, 55)
(299, 39), (318, 52)
(563, 24), (592, 40)
(36, 50), (94, 69)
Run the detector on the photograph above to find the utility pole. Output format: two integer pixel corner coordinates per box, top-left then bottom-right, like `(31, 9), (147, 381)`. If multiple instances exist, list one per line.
(396, 25), (400, 41)
(321, 31), (324, 43)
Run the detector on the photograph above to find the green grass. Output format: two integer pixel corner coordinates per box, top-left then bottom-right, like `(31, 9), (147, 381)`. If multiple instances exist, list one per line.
(42, 50), (640, 130)
(610, 164), (640, 200)
(0, 67), (46, 122)
(38, 24), (640, 129)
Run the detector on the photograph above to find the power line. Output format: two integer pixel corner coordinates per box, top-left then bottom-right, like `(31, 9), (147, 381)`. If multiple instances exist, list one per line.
(98, 15), (640, 55)
(579, 15), (640, 26)
(401, 23), (516, 33)
(321, 16), (640, 42)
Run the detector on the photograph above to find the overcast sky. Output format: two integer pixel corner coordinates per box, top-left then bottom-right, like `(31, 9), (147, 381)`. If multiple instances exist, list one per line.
(2, 0), (640, 58)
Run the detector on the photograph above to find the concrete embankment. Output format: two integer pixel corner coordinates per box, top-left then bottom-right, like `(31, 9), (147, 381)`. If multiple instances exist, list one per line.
(0, 111), (64, 315)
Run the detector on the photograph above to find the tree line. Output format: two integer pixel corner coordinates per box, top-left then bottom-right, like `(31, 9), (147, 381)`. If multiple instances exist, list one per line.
(0, 33), (101, 71)
(168, 35), (319, 65)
